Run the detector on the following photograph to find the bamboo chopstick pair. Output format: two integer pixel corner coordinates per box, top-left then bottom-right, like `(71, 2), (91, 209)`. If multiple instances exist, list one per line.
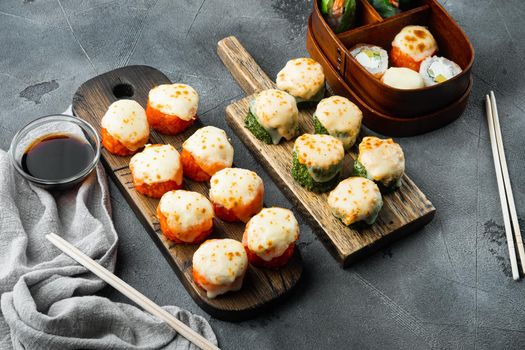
(45, 233), (220, 350)
(485, 91), (525, 280)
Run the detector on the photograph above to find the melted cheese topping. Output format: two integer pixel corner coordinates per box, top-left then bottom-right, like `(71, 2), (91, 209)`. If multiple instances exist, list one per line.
(129, 144), (182, 185)
(209, 168), (263, 209)
(192, 239), (248, 298)
(245, 208), (299, 261)
(183, 126), (234, 172)
(159, 190), (214, 238)
(293, 134), (344, 169)
(358, 136), (405, 187)
(392, 25), (438, 62)
(101, 99), (149, 150)
(328, 177), (383, 225)
(381, 67), (425, 90)
(252, 89), (298, 144)
(148, 84), (199, 121)
(276, 58), (325, 100)
(315, 96), (363, 149)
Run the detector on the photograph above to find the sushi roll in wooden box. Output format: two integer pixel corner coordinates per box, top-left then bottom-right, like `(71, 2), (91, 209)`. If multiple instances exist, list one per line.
(308, 0), (474, 136)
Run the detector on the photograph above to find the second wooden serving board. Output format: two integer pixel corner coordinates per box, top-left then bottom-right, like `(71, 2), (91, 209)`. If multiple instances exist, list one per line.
(218, 36), (436, 266)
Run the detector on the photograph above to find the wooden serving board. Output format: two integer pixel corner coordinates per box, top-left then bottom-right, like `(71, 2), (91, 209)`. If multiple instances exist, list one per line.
(218, 36), (436, 266)
(72, 65), (302, 321)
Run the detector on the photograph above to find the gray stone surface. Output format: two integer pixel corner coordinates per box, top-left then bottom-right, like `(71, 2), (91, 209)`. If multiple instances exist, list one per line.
(1, 0), (524, 348)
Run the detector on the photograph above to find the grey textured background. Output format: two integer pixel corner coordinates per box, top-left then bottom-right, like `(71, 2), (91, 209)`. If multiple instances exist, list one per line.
(1, 0), (524, 349)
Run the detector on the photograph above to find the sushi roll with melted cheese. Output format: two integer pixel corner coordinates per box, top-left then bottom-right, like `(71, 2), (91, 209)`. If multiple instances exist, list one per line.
(192, 239), (248, 298)
(180, 126), (234, 182)
(245, 89), (299, 145)
(100, 100), (149, 156)
(209, 168), (264, 223)
(381, 67), (425, 90)
(390, 25), (438, 72)
(129, 144), (183, 198)
(328, 177), (383, 226)
(157, 190), (214, 244)
(242, 207), (299, 269)
(292, 134), (345, 193)
(313, 96), (363, 150)
(350, 44), (389, 78)
(146, 84), (199, 135)
(276, 58), (326, 104)
(419, 56), (462, 86)
(353, 136), (405, 191)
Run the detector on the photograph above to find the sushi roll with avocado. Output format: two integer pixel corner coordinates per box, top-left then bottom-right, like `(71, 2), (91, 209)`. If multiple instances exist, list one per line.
(276, 58), (325, 105)
(390, 25), (438, 72)
(419, 56), (462, 86)
(245, 89), (299, 145)
(292, 134), (345, 193)
(313, 96), (362, 151)
(328, 177), (383, 226)
(353, 136), (405, 191)
(350, 44), (389, 78)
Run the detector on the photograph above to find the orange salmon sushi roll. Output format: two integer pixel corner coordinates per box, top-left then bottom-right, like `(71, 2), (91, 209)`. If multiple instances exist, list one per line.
(209, 168), (264, 223)
(129, 144), (183, 198)
(100, 99), (149, 156)
(390, 25), (437, 72)
(242, 207), (299, 269)
(192, 239), (248, 298)
(157, 190), (214, 244)
(181, 126), (234, 182)
(146, 83), (199, 135)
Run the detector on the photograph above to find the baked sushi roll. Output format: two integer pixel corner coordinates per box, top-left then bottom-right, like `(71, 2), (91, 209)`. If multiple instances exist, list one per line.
(157, 190), (214, 244)
(390, 25), (438, 71)
(209, 168), (264, 223)
(313, 96), (363, 150)
(276, 58), (325, 104)
(350, 44), (388, 78)
(180, 126), (234, 182)
(242, 207), (299, 269)
(381, 67), (425, 90)
(419, 56), (462, 86)
(100, 99), (149, 156)
(245, 89), (299, 145)
(292, 134), (345, 193)
(353, 136), (405, 191)
(146, 83), (199, 135)
(129, 144), (183, 198)
(328, 177), (383, 226)
(192, 239), (248, 298)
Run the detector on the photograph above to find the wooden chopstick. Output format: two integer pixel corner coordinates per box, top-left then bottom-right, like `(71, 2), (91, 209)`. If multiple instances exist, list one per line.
(489, 92), (525, 274)
(490, 91), (525, 273)
(485, 96), (520, 280)
(45, 233), (220, 350)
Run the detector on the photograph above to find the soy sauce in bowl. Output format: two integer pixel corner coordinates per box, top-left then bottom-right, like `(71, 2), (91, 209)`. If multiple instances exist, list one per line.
(21, 134), (95, 181)
(9, 114), (101, 190)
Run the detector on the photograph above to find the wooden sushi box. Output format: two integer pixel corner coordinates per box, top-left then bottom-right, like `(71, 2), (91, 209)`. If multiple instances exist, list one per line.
(308, 0), (475, 136)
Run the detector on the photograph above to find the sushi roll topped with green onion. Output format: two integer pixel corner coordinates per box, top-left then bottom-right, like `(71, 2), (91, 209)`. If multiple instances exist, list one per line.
(419, 56), (462, 86)
(350, 44), (389, 78)
(276, 58), (325, 104)
(328, 177), (383, 226)
(292, 134), (345, 193)
(313, 96), (363, 151)
(245, 89), (299, 145)
(353, 136), (405, 190)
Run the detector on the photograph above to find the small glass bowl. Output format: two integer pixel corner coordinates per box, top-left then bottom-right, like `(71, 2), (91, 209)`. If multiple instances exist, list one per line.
(9, 114), (101, 190)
